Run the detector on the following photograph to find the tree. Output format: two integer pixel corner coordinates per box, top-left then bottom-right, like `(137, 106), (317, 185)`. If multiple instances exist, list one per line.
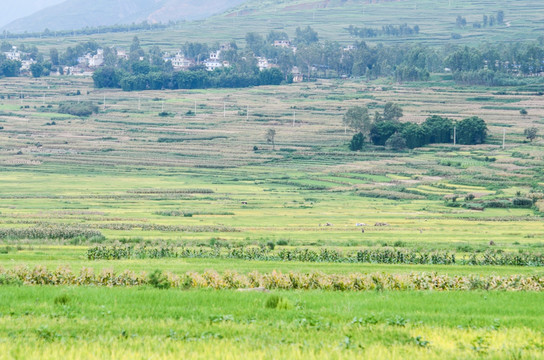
(342, 106), (372, 135)
(370, 120), (402, 145)
(349, 132), (365, 151)
(422, 115), (453, 144)
(49, 48), (59, 65)
(385, 132), (407, 151)
(524, 127), (539, 142)
(456, 116), (487, 145)
(382, 102), (403, 122)
(497, 10), (504, 25)
(30, 63), (44, 78)
(245, 32), (266, 56)
(266, 129), (276, 150)
(401, 123), (428, 149)
(129, 36), (145, 62)
(294, 26), (319, 45)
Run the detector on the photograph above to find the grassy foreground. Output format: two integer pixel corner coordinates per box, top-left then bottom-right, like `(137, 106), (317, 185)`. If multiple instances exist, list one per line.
(1, 287), (543, 359)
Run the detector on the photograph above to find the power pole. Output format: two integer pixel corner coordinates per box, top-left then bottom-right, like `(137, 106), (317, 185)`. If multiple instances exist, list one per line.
(292, 111), (296, 127)
(453, 126), (456, 145)
(246, 105), (249, 121)
(224, 102), (226, 118)
(502, 128), (506, 149)
(103, 95), (106, 110)
(43, 93), (45, 105)
(194, 101), (197, 115)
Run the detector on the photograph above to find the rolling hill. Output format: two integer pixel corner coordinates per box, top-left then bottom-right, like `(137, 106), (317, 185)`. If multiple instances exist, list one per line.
(0, 0), (65, 29)
(2, 0), (247, 33)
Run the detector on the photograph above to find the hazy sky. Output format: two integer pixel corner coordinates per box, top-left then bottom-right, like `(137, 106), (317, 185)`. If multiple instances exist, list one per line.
(0, 0), (65, 28)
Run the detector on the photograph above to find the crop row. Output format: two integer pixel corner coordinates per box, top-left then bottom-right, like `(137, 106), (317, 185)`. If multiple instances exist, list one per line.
(0, 226), (104, 240)
(86, 245), (544, 266)
(1, 266), (543, 291)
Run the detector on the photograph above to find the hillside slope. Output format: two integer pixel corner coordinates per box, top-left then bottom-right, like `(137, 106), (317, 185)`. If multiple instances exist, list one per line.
(0, 0), (65, 29)
(3, 0), (246, 33)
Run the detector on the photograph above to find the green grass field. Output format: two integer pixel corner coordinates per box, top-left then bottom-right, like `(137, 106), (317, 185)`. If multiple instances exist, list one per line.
(1, 287), (544, 359)
(0, 74), (543, 358)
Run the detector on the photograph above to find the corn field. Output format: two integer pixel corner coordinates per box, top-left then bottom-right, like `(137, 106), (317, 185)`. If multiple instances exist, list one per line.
(1, 265), (543, 291)
(86, 245), (544, 266)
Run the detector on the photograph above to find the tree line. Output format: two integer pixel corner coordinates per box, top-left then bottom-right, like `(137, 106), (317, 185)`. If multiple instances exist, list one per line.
(344, 103), (488, 151)
(347, 24), (420, 38)
(2, 26), (544, 89)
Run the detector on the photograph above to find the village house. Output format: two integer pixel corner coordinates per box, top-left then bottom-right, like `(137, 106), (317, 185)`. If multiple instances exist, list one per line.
(256, 57), (269, 71)
(116, 49), (129, 60)
(291, 66), (304, 82)
(168, 52), (194, 69)
(273, 40), (291, 48)
(20, 59), (36, 71)
(4, 46), (22, 61)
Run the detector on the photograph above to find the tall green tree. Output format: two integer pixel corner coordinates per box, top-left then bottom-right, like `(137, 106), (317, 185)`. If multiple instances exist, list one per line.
(382, 102), (403, 122)
(456, 116), (487, 145)
(343, 106), (372, 134)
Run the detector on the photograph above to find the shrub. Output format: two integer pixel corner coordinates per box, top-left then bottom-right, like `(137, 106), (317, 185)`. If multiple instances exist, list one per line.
(148, 269), (170, 289)
(385, 133), (407, 151)
(54, 294), (70, 305)
(265, 295), (293, 309)
(58, 102), (98, 117)
(349, 132), (365, 151)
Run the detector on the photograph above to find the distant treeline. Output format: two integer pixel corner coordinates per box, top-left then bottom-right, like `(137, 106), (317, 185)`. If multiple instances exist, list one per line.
(93, 66), (286, 91)
(347, 24), (420, 38)
(3, 25), (544, 88)
(0, 21), (172, 40)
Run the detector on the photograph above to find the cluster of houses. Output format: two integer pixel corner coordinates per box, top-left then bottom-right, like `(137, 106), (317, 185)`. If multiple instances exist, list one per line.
(3, 46), (37, 73)
(3, 40), (305, 81)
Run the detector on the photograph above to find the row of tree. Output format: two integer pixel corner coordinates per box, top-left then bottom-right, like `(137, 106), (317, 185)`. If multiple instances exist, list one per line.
(3, 26), (544, 87)
(93, 66), (286, 91)
(344, 103), (488, 151)
(347, 24), (420, 38)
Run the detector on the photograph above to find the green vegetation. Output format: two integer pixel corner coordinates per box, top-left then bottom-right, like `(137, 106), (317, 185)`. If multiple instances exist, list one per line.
(0, 1), (543, 357)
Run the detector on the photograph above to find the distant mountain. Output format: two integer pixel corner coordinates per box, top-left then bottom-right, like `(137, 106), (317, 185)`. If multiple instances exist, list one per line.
(0, 0), (65, 29)
(2, 0), (247, 33)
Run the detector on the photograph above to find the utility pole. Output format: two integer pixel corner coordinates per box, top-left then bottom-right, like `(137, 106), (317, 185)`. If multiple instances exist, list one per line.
(246, 105), (249, 121)
(43, 93), (45, 105)
(103, 95), (106, 110)
(453, 126), (456, 145)
(194, 101), (197, 115)
(223, 102), (226, 118)
(502, 128), (506, 149)
(292, 111), (296, 127)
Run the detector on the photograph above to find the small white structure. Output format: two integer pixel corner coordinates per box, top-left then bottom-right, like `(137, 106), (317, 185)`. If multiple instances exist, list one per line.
(21, 59), (36, 71)
(169, 53), (193, 69)
(4, 46), (21, 60)
(256, 57), (269, 71)
(273, 40), (291, 48)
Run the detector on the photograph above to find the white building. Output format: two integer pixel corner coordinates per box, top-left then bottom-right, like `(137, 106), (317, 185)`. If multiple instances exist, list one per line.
(273, 40), (291, 48)
(4, 46), (22, 61)
(88, 49), (104, 67)
(205, 60), (223, 71)
(256, 57), (269, 71)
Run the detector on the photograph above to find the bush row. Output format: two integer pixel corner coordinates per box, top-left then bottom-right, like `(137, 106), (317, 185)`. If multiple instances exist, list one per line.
(0, 226), (103, 240)
(1, 266), (543, 291)
(87, 246), (544, 266)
